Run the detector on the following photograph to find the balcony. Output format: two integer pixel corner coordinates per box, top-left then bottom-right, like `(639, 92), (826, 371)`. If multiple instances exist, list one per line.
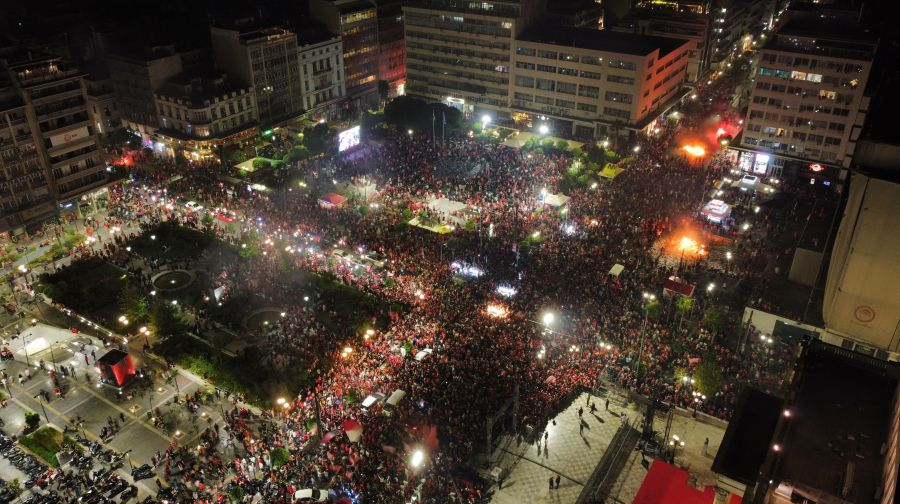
(40, 118), (91, 136)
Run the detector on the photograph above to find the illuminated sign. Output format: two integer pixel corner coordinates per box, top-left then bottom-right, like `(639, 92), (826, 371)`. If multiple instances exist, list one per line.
(809, 163), (824, 172)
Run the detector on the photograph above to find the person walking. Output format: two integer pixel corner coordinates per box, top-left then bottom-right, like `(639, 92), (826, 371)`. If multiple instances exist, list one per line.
(548, 477), (554, 491)
(703, 437), (709, 457)
(555, 475), (560, 489)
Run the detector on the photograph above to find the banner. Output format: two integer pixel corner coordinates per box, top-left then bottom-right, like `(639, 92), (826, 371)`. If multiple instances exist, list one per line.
(49, 126), (90, 148)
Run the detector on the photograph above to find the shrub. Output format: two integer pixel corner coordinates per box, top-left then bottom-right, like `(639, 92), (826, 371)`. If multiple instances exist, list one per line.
(270, 447), (291, 468)
(24, 412), (40, 431)
(252, 158), (271, 171)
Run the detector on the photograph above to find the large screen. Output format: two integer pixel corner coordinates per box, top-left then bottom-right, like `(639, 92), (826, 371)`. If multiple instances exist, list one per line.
(338, 126), (361, 152)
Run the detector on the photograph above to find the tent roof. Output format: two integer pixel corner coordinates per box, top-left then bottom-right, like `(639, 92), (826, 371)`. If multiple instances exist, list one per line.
(319, 193), (347, 204)
(543, 193), (571, 207)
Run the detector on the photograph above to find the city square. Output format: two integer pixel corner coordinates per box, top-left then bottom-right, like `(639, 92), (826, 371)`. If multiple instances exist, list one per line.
(2, 1), (899, 504)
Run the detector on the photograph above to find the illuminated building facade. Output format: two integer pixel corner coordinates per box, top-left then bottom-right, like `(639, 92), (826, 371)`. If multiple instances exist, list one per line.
(1, 52), (112, 236)
(737, 6), (875, 182)
(310, 0), (381, 109)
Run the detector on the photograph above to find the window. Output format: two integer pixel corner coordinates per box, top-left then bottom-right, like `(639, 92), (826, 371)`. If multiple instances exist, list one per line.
(536, 78), (555, 91)
(537, 64), (557, 73)
(578, 85), (599, 98)
(537, 50), (558, 59)
(557, 82), (577, 95)
(580, 56), (603, 66)
(514, 92), (534, 102)
(558, 67), (578, 76)
(605, 91), (633, 104)
(608, 59), (636, 71)
(580, 70), (601, 79)
(516, 61), (535, 70)
(556, 99), (574, 108)
(516, 47), (535, 56)
(515, 76), (534, 88)
(607, 74), (635, 85)
(603, 107), (630, 120)
(577, 103), (597, 112)
(535, 95), (552, 105)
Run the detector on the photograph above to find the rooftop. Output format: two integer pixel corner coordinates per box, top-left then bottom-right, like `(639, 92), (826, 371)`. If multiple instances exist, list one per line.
(157, 71), (250, 107)
(518, 24), (689, 57)
(773, 341), (899, 504)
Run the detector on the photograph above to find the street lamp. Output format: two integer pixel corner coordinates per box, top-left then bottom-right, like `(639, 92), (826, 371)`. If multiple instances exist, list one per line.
(410, 448), (425, 468)
(541, 312), (555, 326)
(482, 114), (491, 126)
(538, 124), (549, 136)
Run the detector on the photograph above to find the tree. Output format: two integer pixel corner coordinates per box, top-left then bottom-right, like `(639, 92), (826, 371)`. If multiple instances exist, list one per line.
(25, 412), (40, 431)
(675, 296), (693, 317)
(150, 301), (187, 342)
(643, 301), (661, 320)
(303, 123), (336, 154)
(695, 361), (724, 397)
(378, 80), (390, 104)
(252, 158), (271, 171)
(119, 286), (149, 322)
(270, 447), (291, 468)
(702, 305), (729, 334)
(586, 142), (606, 165)
(229, 150), (248, 165)
(6, 479), (23, 501)
(555, 139), (569, 151)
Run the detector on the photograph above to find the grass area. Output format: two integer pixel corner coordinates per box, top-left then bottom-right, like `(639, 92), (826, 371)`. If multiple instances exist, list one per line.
(36, 257), (128, 314)
(19, 427), (76, 468)
(129, 222), (218, 261)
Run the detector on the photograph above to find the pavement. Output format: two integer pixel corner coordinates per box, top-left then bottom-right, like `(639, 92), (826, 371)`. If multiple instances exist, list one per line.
(0, 303), (241, 500)
(489, 392), (641, 504)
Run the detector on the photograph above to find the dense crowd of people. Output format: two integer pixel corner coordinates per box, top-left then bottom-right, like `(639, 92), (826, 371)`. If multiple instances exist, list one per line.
(16, 63), (814, 504)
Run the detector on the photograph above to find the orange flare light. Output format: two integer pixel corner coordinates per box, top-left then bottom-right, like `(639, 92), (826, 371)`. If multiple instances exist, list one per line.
(682, 145), (706, 157)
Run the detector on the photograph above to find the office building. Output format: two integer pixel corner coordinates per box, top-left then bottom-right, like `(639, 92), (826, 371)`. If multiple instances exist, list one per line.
(210, 23), (302, 126)
(736, 7), (876, 180)
(154, 72), (257, 159)
(374, 0), (407, 96)
(510, 26), (691, 138)
(297, 28), (346, 121)
(612, 7), (711, 82)
(1, 51), (112, 236)
(107, 44), (183, 131)
(309, 0), (380, 107)
(403, 0), (547, 118)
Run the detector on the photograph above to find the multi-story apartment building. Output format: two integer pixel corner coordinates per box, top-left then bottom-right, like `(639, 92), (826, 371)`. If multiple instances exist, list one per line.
(545, 0), (604, 28)
(1, 52), (112, 236)
(374, 0), (407, 96)
(107, 45), (183, 132)
(297, 28), (346, 121)
(310, 0), (380, 108)
(737, 8), (876, 181)
(84, 69), (121, 137)
(154, 72), (257, 159)
(403, 0), (547, 119)
(210, 23), (302, 126)
(510, 26), (691, 138)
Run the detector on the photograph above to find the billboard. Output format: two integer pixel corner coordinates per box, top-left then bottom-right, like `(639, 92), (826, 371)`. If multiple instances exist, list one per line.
(49, 126), (90, 148)
(338, 126), (360, 152)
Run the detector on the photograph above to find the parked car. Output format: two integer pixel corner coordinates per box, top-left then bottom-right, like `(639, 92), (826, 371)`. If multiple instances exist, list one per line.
(185, 201), (204, 212)
(361, 392), (386, 413)
(293, 489), (329, 502)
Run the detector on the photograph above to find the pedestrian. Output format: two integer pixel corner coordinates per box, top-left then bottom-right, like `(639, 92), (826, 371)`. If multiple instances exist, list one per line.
(548, 477), (553, 491)
(579, 421), (584, 435)
(578, 407), (583, 418)
(703, 437), (709, 456)
(605, 398), (609, 411)
(555, 475), (560, 489)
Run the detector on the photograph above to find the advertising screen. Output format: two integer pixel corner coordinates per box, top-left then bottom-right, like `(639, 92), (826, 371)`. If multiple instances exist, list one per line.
(338, 126), (361, 152)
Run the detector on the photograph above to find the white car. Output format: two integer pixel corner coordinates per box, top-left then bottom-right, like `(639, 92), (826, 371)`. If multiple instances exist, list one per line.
(293, 489), (328, 502)
(361, 392), (386, 412)
(185, 201), (204, 212)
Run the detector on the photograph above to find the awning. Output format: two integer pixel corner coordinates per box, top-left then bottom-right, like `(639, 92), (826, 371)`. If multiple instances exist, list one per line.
(599, 166), (624, 179)
(608, 264), (625, 277)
